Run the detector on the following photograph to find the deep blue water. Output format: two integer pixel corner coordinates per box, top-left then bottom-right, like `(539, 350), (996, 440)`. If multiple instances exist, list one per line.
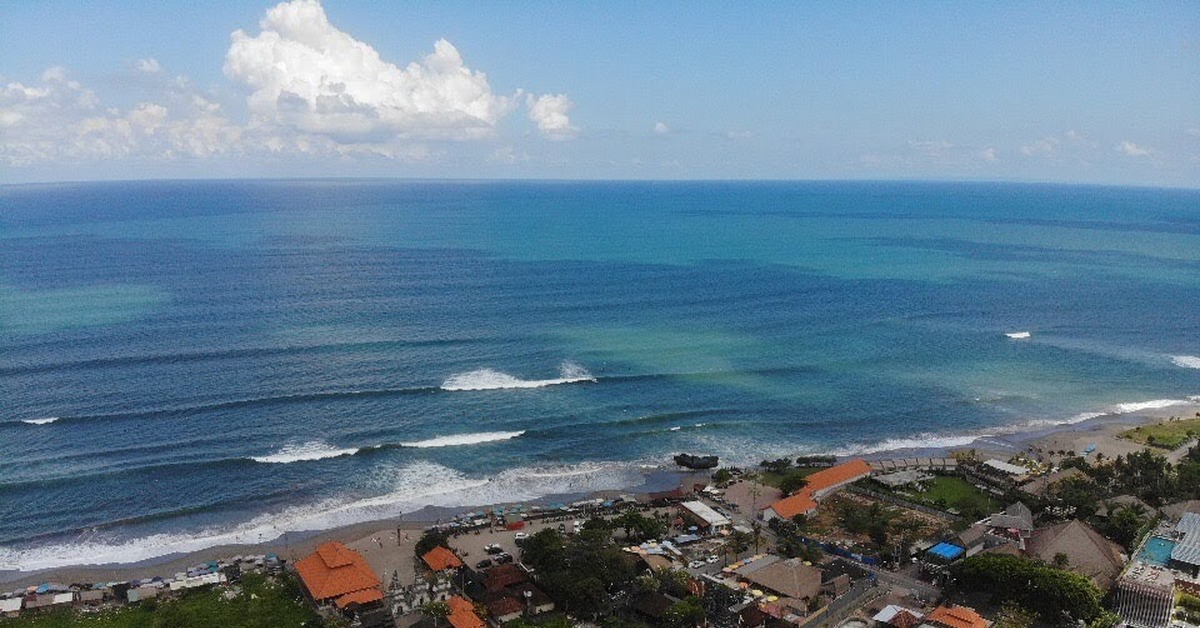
(2, 180), (1199, 569)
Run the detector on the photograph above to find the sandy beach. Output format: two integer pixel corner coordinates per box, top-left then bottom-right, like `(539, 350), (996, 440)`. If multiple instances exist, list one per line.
(4, 404), (1199, 591)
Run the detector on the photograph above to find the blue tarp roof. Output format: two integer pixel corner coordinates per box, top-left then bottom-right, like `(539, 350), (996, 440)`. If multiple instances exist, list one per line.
(928, 542), (965, 561)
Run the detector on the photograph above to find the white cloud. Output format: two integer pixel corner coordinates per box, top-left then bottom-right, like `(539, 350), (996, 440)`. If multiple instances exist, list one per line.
(1116, 140), (1152, 157)
(653, 121), (670, 135)
(0, 66), (241, 165)
(1, 0), (577, 168)
(136, 58), (161, 74)
(225, 0), (519, 141)
(977, 147), (997, 162)
(1187, 128), (1200, 138)
(1020, 137), (1059, 157)
(909, 140), (954, 158)
(526, 93), (577, 140)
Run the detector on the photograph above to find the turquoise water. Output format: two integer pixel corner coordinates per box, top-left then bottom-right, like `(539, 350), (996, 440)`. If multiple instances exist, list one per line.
(1139, 537), (1177, 566)
(1, 180), (1199, 571)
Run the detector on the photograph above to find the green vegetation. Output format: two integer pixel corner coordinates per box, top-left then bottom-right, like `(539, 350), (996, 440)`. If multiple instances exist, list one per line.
(756, 467), (819, 493)
(950, 553), (1105, 622)
(518, 528), (637, 620)
(888, 475), (997, 519)
(415, 528), (451, 557)
(0, 573), (322, 628)
(1120, 417), (1200, 450)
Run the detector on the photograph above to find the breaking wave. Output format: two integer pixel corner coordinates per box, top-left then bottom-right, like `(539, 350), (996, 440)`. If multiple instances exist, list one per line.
(0, 460), (648, 572)
(20, 417), (58, 426)
(1173, 355), (1200, 369)
(441, 361), (596, 391)
(250, 442), (358, 464)
(399, 431), (525, 448)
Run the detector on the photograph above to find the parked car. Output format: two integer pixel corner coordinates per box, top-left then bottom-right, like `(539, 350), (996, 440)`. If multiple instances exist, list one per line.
(688, 560), (705, 569)
(476, 559), (493, 569)
(706, 555), (720, 564)
(496, 553), (514, 564)
(485, 544), (503, 554)
(514, 532), (529, 541)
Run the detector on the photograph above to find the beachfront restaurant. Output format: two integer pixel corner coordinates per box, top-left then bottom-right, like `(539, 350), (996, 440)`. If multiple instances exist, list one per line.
(679, 500), (731, 534)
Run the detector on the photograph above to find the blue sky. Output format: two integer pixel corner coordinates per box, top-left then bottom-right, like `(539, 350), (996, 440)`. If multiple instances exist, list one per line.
(1, 1), (1197, 186)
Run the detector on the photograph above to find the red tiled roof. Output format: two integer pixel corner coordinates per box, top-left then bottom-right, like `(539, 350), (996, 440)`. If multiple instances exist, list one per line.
(334, 587), (383, 609)
(927, 604), (991, 628)
(295, 541), (382, 602)
(448, 595), (486, 628)
(487, 595), (524, 618)
(422, 545), (465, 571)
(767, 459), (872, 519)
(486, 564), (528, 591)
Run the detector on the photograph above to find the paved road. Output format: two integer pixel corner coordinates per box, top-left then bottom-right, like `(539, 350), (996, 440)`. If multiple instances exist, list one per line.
(860, 563), (942, 601)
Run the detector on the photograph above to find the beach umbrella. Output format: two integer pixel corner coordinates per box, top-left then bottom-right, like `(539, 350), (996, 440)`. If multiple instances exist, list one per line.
(751, 589), (764, 597)
(766, 596), (779, 602)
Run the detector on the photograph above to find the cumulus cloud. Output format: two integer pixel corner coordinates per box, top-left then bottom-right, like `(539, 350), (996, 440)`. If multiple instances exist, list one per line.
(977, 147), (997, 162)
(1, 0), (576, 169)
(653, 121), (670, 135)
(0, 66), (241, 165)
(526, 93), (577, 140)
(1116, 140), (1152, 157)
(225, 0), (527, 142)
(1020, 137), (1059, 157)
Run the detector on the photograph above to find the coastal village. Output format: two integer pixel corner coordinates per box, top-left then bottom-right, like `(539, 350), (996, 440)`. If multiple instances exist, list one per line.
(8, 416), (1200, 628)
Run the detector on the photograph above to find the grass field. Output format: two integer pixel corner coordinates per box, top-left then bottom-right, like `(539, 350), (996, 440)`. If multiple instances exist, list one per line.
(755, 467), (821, 491)
(1120, 417), (1200, 450)
(891, 475), (998, 517)
(0, 573), (327, 628)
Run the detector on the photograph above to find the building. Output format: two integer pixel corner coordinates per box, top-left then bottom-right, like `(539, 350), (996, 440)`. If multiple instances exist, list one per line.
(422, 546), (465, 572)
(924, 604), (991, 628)
(447, 595), (485, 628)
(1113, 577), (1173, 628)
(736, 556), (823, 607)
(1025, 520), (1125, 591)
(1019, 467), (1088, 499)
(679, 500), (731, 532)
(873, 604), (924, 628)
(985, 502), (1034, 536)
(1170, 512), (1200, 576)
(763, 459), (873, 521)
(295, 541), (384, 613)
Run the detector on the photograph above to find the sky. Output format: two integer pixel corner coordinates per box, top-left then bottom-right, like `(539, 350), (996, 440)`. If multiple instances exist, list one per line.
(1, 1), (1197, 186)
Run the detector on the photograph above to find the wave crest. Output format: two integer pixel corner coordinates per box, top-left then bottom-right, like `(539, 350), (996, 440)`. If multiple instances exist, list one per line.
(441, 361), (596, 391)
(20, 417), (59, 425)
(1173, 355), (1200, 369)
(250, 441), (358, 464)
(400, 431), (525, 448)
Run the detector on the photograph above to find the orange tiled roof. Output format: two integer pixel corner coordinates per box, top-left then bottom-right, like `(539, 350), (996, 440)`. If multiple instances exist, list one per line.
(422, 545), (465, 571)
(295, 541), (382, 602)
(927, 604), (991, 628)
(766, 459), (872, 519)
(448, 595), (486, 628)
(334, 587), (383, 609)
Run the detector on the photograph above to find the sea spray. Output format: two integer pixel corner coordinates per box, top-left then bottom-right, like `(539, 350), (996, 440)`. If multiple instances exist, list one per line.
(440, 361), (596, 391)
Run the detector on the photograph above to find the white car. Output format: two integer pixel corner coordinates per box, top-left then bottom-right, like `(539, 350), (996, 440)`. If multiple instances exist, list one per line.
(706, 555), (719, 564)
(688, 560), (705, 569)
(514, 532), (529, 541)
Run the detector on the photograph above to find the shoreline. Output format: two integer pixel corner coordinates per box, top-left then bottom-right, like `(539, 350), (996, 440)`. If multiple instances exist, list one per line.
(4, 401), (1199, 589)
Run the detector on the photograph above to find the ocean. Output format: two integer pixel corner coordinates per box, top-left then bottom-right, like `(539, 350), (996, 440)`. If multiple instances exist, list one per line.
(2, 179), (1199, 571)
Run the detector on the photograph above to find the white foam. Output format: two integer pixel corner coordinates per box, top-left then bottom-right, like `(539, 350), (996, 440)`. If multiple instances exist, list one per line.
(669, 426), (682, 431)
(1112, 398), (1192, 414)
(441, 361), (596, 391)
(20, 417), (58, 425)
(828, 433), (981, 457)
(401, 431), (525, 448)
(0, 459), (646, 572)
(1005, 331), (1031, 339)
(1172, 356), (1200, 369)
(250, 441), (358, 464)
